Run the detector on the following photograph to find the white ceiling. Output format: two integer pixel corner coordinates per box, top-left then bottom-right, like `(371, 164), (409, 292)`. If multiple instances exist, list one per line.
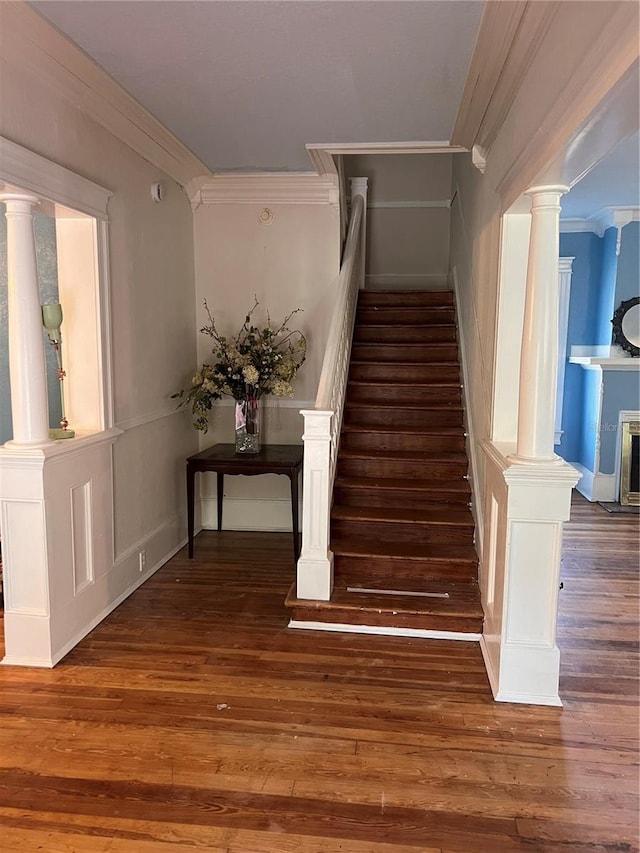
(562, 131), (640, 220)
(30, 0), (484, 173)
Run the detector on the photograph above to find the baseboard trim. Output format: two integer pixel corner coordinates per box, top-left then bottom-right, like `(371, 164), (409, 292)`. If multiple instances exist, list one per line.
(452, 266), (484, 556)
(288, 620), (481, 642)
(573, 463), (616, 502)
(51, 536), (187, 667)
(1, 654), (56, 668)
(494, 689), (563, 707)
(201, 497), (299, 532)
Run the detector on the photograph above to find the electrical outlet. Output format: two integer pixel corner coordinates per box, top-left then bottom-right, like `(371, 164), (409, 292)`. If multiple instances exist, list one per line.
(138, 549), (146, 572)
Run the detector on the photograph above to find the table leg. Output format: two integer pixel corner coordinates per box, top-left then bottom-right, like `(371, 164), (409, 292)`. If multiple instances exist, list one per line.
(187, 464), (195, 559)
(290, 469), (300, 563)
(217, 472), (224, 531)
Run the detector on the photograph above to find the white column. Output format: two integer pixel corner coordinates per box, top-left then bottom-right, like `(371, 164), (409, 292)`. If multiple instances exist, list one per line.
(0, 192), (51, 446)
(513, 185), (569, 463)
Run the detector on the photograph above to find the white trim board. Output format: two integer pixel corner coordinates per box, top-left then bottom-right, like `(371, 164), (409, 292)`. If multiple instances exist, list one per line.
(365, 200), (451, 210)
(288, 621), (481, 642)
(188, 173), (339, 209)
(452, 265), (484, 556)
(307, 141), (466, 157)
(0, 136), (111, 219)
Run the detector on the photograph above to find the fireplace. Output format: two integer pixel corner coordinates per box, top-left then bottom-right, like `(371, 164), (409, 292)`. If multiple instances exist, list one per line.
(620, 420), (640, 506)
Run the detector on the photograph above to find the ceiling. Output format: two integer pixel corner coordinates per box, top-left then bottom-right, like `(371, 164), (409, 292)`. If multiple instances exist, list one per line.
(25, 1), (640, 217)
(561, 131), (640, 220)
(30, 0), (484, 173)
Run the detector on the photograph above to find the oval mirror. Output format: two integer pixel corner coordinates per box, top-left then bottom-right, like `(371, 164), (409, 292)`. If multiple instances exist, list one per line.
(612, 297), (640, 357)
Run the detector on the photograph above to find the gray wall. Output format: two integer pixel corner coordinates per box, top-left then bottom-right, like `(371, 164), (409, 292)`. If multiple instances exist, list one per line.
(343, 153), (454, 289)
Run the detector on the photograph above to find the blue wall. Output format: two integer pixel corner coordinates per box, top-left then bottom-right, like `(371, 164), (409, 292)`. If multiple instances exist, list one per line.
(615, 220), (639, 305)
(596, 227), (619, 345)
(0, 204), (62, 445)
(559, 222), (640, 474)
(558, 231), (604, 463)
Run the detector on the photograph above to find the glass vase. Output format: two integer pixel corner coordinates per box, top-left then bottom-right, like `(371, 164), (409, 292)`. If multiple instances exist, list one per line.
(235, 395), (261, 453)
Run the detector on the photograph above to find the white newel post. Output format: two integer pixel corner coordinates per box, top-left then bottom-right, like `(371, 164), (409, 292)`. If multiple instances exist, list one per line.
(0, 192), (51, 446)
(296, 410), (334, 600)
(513, 185), (568, 463)
(480, 183), (581, 706)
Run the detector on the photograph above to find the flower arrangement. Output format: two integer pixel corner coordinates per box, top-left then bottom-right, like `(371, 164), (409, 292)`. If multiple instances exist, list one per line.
(173, 298), (306, 433)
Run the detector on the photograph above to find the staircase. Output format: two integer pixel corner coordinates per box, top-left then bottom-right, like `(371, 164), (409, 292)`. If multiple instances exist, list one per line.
(287, 289), (483, 637)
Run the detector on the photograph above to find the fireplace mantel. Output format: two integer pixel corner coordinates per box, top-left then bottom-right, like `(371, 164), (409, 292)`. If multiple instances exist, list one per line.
(569, 356), (640, 371)
(569, 346), (640, 371)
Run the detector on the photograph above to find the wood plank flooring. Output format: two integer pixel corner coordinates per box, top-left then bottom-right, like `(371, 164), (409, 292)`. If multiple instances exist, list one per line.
(0, 493), (637, 852)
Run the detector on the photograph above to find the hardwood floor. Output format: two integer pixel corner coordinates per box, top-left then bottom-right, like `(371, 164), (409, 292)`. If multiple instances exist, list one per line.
(0, 493), (637, 852)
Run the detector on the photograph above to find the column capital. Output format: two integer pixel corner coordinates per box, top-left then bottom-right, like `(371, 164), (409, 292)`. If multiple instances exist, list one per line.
(524, 184), (570, 199)
(0, 191), (40, 208)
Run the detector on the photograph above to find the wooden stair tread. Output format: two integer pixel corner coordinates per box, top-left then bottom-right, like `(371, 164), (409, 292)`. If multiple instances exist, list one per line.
(332, 504), (474, 526)
(331, 504), (474, 527)
(334, 475), (470, 493)
(287, 584), (483, 619)
(341, 423), (464, 436)
(355, 322), (456, 329)
(339, 448), (468, 462)
(345, 401), (462, 411)
(331, 536), (478, 562)
(351, 359), (460, 366)
(352, 343), (455, 350)
(357, 290), (454, 304)
(347, 380), (460, 390)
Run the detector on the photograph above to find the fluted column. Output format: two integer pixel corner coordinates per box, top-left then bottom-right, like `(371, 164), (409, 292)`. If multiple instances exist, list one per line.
(0, 192), (51, 446)
(513, 185), (569, 462)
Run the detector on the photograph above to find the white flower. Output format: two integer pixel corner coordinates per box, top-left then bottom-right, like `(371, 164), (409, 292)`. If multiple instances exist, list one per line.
(272, 379), (293, 397)
(242, 365), (260, 385)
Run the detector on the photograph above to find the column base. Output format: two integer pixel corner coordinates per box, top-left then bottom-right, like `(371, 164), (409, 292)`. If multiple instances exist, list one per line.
(295, 552), (334, 601)
(506, 451), (563, 465)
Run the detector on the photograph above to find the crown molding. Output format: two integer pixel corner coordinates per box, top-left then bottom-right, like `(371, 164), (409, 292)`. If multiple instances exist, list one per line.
(477, 3), (560, 154)
(560, 218), (603, 237)
(561, 208), (640, 244)
(590, 206), (640, 233)
(591, 207), (640, 254)
(188, 173), (340, 210)
(306, 147), (339, 177)
(451, 2), (530, 149)
(2, 1), (211, 189)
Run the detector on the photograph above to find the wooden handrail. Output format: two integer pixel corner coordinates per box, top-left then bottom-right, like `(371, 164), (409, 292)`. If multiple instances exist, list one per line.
(315, 192), (365, 410)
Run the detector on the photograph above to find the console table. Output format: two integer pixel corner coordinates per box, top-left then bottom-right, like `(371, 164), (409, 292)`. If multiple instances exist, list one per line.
(186, 444), (303, 562)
